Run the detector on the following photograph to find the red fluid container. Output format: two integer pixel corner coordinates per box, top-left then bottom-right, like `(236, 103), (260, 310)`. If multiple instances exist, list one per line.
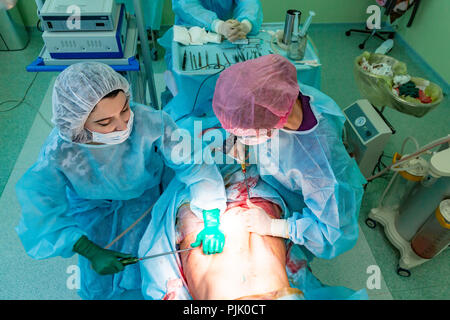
(411, 199), (450, 259)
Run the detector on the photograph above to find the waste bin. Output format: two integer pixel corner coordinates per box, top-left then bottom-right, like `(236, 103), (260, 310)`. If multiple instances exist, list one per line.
(0, 0), (29, 50)
(354, 52), (443, 118)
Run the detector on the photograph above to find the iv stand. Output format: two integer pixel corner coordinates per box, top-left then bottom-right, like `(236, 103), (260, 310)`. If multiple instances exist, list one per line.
(133, 0), (159, 110)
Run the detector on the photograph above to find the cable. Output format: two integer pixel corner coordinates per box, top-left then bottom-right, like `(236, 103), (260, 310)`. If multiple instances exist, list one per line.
(367, 135), (450, 181)
(37, 18), (44, 32)
(176, 64), (225, 122)
(23, 101), (54, 129)
(0, 72), (39, 113)
(400, 136), (420, 155)
(377, 171), (399, 208)
(0, 19), (32, 52)
(0, 36), (31, 52)
(368, 152), (392, 183)
(388, 136), (421, 172)
(104, 203), (154, 250)
(370, 135), (444, 207)
(0, 73), (53, 129)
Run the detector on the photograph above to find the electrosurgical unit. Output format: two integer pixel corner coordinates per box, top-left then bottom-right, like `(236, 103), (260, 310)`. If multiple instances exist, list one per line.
(39, 0), (119, 32)
(42, 4), (127, 59)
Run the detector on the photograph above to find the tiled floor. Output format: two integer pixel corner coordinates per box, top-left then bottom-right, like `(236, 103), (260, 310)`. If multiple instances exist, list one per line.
(0, 30), (59, 196)
(0, 24), (448, 300)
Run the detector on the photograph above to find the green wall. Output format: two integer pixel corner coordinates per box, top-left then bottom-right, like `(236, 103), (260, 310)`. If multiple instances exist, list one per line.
(17, 0), (375, 28)
(391, 0), (449, 82)
(257, 0), (374, 23)
(17, 0), (449, 82)
(160, 0), (375, 25)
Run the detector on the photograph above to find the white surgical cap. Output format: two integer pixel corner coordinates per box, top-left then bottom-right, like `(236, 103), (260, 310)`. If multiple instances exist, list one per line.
(51, 62), (130, 143)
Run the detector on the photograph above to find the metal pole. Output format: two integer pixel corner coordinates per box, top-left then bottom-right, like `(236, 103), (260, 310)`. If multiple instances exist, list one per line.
(132, 0), (159, 109)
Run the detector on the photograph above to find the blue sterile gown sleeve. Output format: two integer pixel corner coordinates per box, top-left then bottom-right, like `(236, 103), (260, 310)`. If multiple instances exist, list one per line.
(15, 103), (226, 299)
(257, 83), (367, 260)
(156, 105), (227, 216)
(172, 0), (263, 34)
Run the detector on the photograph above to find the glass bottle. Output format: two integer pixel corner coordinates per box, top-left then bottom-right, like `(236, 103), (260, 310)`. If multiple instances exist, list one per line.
(411, 199), (450, 259)
(396, 176), (450, 241)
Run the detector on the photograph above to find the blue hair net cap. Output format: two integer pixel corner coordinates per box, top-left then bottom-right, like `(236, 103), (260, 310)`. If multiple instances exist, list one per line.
(51, 62), (130, 143)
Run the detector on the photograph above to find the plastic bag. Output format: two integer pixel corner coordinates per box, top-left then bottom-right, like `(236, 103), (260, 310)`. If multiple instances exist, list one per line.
(354, 52), (443, 117)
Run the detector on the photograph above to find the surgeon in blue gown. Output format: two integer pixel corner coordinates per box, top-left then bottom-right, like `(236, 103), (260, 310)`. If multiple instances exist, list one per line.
(159, 0), (263, 121)
(173, 0), (263, 42)
(15, 62), (227, 300)
(212, 54), (367, 260)
(163, 0), (263, 66)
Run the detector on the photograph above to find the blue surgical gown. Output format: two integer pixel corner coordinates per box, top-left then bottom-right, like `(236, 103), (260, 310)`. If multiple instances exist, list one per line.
(15, 103), (226, 300)
(162, 0), (263, 68)
(173, 0), (263, 34)
(138, 120), (368, 300)
(255, 83), (367, 259)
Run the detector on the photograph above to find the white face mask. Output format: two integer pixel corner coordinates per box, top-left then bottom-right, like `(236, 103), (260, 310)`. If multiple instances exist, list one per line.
(238, 134), (271, 146)
(236, 129), (274, 146)
(89, 110), (134, 145)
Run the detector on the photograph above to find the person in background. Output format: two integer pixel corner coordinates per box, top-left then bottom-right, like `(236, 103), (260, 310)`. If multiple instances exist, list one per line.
(172, 0), (263, 42)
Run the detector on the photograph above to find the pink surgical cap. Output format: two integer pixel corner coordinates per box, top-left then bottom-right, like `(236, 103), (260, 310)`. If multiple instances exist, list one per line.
(212, 54), (300, 136)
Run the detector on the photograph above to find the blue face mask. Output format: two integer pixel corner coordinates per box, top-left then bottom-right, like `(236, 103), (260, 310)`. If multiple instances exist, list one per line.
(89, 110), (134, 145)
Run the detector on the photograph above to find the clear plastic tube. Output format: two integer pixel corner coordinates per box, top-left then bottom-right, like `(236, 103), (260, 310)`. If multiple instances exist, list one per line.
(377, 136), (421, 208)
(299, 11), (315, 37)
(367, 135), (450, 181)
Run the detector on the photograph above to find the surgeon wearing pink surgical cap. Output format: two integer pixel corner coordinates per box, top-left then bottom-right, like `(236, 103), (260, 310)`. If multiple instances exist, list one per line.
(213, 54), (366, 259)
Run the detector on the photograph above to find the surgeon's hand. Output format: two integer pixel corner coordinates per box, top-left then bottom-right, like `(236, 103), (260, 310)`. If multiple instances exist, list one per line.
(224, 19), (252, 41)
(73, 235), (132, 275)
(244, 200), (289, 238)
(239, 20), (252, 38)
(191, 209), (225, 254)
(217, 19), (241, 41)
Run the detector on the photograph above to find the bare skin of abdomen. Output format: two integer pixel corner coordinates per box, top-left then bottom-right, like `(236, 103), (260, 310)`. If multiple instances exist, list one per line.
(176, 199), (290, 300)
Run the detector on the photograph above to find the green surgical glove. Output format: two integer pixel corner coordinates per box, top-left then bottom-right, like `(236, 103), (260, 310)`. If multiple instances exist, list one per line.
(191, 209), (225, 255)
(73, 235), (132, 275)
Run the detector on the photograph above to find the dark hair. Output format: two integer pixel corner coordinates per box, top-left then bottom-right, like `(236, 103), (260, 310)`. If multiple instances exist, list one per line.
(91, 89), (124, 113)
(102, 89), (123, 99)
